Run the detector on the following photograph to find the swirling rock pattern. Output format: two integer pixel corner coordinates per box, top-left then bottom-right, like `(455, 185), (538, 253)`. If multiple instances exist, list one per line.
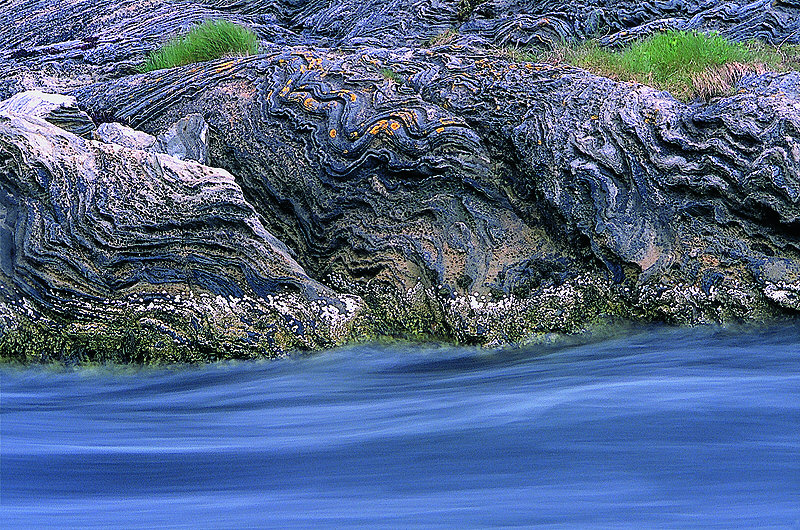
(0, 0), (799, 361)
(74, 46), (800, 339)
(2, 0), (798, 94)
(0, 90), (96, 137)
(0, 110), (361, 361)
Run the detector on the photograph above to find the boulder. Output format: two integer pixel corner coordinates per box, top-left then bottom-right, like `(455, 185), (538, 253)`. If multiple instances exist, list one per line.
(96, 122), (156, 150)
(0, 90), (96, 137)
(155, 114), (209, 164)
(1, 0), (799, 361)
(0, 111), (361, 362)
(73, 49), (800, 345)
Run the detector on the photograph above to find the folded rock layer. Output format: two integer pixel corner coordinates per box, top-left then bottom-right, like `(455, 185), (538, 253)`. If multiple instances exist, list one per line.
(0, 0), (799, 361)
(0, 111), (361, 362)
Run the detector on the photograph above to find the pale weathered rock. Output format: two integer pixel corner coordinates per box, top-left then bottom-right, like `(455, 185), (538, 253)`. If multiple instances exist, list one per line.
(96, 122), (156, 150)
(0, 111), (362, 361)
(0, 89), (95, 137)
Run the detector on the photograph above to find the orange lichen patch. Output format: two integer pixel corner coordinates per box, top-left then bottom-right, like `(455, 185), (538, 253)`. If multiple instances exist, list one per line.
(368, 117), (403, 136)
(392, 110), (419, 127)
(299, 55), (324, 69)
(214, 60), (236, 73)
(303, 97), (317, 110)
(438, 118), (461, 126)
(329, 129), (337, 138)
(591, 115), (599, 120)
(336, 90), (358, 102)
(435, 127), (445, 133)
(369, 119), (387, 134)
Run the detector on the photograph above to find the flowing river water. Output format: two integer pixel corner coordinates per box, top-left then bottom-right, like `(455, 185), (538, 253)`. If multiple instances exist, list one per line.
(2, 324), (800, 528)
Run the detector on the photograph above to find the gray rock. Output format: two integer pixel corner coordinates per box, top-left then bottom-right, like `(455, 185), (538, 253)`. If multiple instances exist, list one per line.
(155, 114), (208, 164)
(2, 0), (800, 360)
(96, 122), (156, 150)
(0, 111), (361, 360)
(0, 90), (96, 137)
(1, 0), (797, 93)
(74, 47), (800, 345)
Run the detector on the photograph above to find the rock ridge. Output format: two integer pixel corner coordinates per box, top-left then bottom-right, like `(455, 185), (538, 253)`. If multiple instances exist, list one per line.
(0, 0), (799, 362)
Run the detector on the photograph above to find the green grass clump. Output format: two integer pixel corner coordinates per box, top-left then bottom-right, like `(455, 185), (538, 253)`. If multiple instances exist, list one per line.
(380, 67), (404, 83)
(141, 20), (258, 72)
(425, 28), (459, 47)
(527, 30), (800, 101)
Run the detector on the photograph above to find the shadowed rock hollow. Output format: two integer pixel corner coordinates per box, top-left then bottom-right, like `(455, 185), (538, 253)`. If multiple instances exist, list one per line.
(1, 0), (799, 362)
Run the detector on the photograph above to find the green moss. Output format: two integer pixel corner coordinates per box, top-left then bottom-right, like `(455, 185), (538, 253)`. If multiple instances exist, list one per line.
(457, 0), (486, 22)
(348, 283), (452, 343)
(140, 19), (258, 73)
(498, 46), (539, 64)
(0, 316), (273, 366)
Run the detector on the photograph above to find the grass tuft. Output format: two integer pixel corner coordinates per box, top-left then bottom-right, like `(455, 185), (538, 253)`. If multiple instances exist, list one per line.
(425, 28), (459, 47)
(140, 20), (258, 73)
(380, 67), (404, 83)
(526, 30), (800, 101)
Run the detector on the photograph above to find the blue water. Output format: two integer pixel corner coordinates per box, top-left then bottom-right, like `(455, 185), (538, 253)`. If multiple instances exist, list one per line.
(2, 325), (800, 528)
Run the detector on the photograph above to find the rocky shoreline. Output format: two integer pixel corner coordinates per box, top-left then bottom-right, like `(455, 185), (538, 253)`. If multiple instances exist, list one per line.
(1, 0), (799, 363)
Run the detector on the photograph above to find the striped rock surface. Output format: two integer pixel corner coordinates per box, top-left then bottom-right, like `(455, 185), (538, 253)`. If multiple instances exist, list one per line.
(0, 110), (361, 361)
(0, 0), (799, 361)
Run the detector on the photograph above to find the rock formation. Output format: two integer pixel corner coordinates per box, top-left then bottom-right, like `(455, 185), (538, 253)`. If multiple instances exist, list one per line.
(0, 110), (361, 362)
(1, 0), (799, 362)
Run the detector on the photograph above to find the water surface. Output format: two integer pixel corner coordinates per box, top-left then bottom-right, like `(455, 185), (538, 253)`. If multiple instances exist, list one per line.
(2, 325), (800, 528)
